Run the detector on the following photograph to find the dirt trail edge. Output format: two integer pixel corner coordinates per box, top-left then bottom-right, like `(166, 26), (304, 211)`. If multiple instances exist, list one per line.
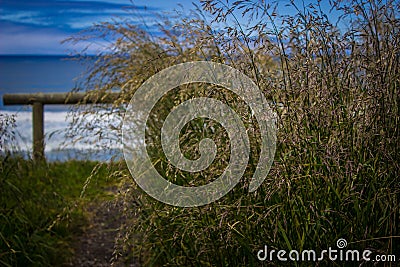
(65, 188), (138, 267)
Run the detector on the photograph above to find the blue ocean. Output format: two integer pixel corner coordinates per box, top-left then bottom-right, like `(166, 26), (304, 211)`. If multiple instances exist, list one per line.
(0, 55), (121, 161)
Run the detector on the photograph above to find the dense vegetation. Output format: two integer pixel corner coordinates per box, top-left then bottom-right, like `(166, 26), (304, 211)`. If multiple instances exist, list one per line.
(1, 0), (399, 265)
(0, 115), (117, 266)
(65, 0), (399, 265)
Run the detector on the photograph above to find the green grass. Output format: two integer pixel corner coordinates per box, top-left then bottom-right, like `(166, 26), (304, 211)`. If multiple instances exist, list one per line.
(0, 156), (118, 266)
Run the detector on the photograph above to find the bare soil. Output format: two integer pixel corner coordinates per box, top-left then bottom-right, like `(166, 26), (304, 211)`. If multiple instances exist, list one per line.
(64, 189), (138, 267)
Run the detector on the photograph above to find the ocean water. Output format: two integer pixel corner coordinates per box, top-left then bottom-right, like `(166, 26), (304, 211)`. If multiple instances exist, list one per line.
(0, 55), (121, 161)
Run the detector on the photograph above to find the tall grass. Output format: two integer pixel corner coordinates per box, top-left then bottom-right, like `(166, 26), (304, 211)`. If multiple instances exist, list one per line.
(0, 116), (118, 266)
(67, 0), (399, 265)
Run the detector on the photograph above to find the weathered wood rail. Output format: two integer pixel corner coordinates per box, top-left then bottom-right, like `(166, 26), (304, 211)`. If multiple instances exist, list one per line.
(3, 92), (119, 161)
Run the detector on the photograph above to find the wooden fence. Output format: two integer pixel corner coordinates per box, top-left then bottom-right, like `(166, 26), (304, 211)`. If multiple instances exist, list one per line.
(3, 92), (119, 161)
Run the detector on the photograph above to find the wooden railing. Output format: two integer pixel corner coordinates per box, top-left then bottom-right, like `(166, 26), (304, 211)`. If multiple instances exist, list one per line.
(3, 92), (119, 161)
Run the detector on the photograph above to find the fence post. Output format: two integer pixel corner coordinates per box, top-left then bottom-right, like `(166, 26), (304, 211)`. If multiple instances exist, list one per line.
(32, 101), (44, 161)
(3, 92), (120, 161)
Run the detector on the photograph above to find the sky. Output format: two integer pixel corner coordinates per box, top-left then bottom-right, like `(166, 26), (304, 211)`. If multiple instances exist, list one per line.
(0, 0), (339, 55)
(0, 0), (194, 55)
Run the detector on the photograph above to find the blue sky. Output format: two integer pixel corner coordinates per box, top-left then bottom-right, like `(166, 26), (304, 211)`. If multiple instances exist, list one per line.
(0, 0), (194, 55)
(0, 0), (339, 55)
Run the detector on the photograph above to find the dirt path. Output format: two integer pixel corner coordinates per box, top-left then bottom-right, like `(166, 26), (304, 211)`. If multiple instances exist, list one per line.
(64, 190), (138, 267)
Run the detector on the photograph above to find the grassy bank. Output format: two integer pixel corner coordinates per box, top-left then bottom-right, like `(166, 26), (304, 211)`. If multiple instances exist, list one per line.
(0, 157), (117, 266)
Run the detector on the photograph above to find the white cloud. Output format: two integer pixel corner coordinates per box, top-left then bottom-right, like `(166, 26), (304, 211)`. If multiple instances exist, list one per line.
(65, 13), (155, 29)
(58, 8), (129, 14)
(0, 10), (51, 26)
(0, 28), (110, 54)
